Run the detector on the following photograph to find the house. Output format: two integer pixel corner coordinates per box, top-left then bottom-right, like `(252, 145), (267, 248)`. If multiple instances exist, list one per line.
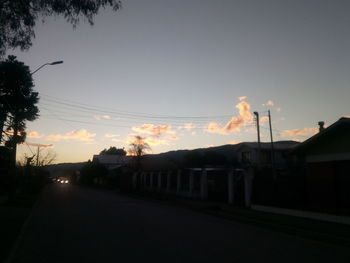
(291, 117), (350, 214)
(92, 154), (130, 170)
(236, 141), (299, 169)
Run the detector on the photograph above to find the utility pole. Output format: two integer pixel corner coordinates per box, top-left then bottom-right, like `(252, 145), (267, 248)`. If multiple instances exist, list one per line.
(253, 112), (261, 169)
(268, 110), (276, 178)
(25, 143), (53, 167)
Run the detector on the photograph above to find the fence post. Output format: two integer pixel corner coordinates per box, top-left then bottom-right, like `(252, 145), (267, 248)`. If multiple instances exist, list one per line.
(228, 168), (234, 204)
(132, 172), (137, 190)
(150, 172), (154, 191)
(189, 169), (194, 197)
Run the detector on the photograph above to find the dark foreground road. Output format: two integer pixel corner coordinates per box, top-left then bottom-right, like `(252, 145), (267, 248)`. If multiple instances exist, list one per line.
(10, 184), (350, 263)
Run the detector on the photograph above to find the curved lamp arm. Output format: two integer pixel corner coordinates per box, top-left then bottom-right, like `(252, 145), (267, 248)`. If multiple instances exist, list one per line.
(31, 60), (63, 75)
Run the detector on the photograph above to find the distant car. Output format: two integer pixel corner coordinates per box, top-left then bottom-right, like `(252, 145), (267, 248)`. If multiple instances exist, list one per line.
(60, 179), (69, 184)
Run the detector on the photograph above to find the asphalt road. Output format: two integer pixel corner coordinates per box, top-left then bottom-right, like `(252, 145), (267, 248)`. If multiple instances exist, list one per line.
(10, 184), (350, 263)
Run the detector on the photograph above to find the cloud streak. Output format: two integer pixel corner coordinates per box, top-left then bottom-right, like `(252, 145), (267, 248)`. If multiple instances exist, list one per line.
(45, 129), (96, 142)
(132, 124), (175, 136)
(94, 115), (111, 120)
(278, 127), (318, 137)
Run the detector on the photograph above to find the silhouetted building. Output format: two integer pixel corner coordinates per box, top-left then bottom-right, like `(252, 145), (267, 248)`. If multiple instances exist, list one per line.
(291, 117), (350, 214)
(92, 154), (130, 170)
(236, 141), (299, 168)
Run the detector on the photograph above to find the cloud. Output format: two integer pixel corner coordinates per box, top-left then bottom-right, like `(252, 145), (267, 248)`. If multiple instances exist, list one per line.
(260, 115), (269, 125)
(178, 123), (196, 131)
(239, 96), (248, 101)
(126, 134), (166, 146)
(206, 100), (253, 135)
(276, 107), (282, 112)
(278, 127), (318, 137)
(27, 131), (42, 139)
(167, 135), (179, 140)
(105, 133), (120, 138)
(227, 140), (241, 145)
(132, 124), (175, 136)
(263, 100), (274, 106)
(94, 115), (111, 120)
(45, 129), (96, 142)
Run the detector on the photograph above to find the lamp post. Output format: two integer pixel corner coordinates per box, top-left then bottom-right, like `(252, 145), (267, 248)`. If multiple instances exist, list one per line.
(31, 60), (63, 75)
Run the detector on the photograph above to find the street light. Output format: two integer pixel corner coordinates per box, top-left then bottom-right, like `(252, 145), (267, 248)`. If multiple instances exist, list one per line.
(31, 60), (63, 75)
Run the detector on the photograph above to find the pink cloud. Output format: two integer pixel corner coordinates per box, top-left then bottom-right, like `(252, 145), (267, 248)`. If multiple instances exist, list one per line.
(206, 101), (253, 134)
(278, 127), (318, 137)
(132, 124), (175, 136)
(45, 129), (96, 142)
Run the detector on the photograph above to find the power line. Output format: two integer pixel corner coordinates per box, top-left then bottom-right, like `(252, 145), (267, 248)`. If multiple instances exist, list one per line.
(39, 93), (233, 120)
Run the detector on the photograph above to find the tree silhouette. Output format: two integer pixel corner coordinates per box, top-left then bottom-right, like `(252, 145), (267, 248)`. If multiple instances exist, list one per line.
(128, 136), (151, 170)
(0, 0), (122, 57)
(100, 146), (126, 156)
(0, 55), (39, 163)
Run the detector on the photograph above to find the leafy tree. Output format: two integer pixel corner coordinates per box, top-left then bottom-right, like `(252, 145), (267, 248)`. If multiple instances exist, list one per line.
(0, 55), (39, 163)
(100, 146), (126, 156)
(0, 0), (122, 57)
(128, 135), (151, 170)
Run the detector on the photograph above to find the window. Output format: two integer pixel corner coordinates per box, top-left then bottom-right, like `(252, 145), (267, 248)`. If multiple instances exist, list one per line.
(242, 151), (251, 163)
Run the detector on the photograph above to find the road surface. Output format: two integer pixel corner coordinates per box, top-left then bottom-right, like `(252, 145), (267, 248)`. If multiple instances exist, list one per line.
(10, 184), (350, 262)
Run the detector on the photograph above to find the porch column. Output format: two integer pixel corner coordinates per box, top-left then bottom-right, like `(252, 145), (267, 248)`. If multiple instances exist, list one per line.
(176, 170), (182, 195)
(166, 171), (171, 192)
(200, 168), (208, 200)
(244, 167), (254, 207)
(158, 171), (162, 190)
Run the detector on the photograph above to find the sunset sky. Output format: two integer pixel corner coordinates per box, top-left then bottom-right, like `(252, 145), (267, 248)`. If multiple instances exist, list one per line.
(9, 0), (350, 163)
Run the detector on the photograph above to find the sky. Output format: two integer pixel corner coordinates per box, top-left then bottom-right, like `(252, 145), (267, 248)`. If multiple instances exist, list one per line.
(7, 0), (350, 163)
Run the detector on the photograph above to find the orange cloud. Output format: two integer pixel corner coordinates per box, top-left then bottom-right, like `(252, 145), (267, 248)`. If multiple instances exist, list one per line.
(45, 129), (96, 142)
(27, 131), (42, 139)
(278, 127), (318, 137)
(132, 124), (175, 136)
(206, 101), (253, 134)
(167, 135), (179, 140)
(178, 123), (196, 131)
(239, 96), (248, 101)
(126, 134), (166, 146)
(263, 100), (274, 106)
